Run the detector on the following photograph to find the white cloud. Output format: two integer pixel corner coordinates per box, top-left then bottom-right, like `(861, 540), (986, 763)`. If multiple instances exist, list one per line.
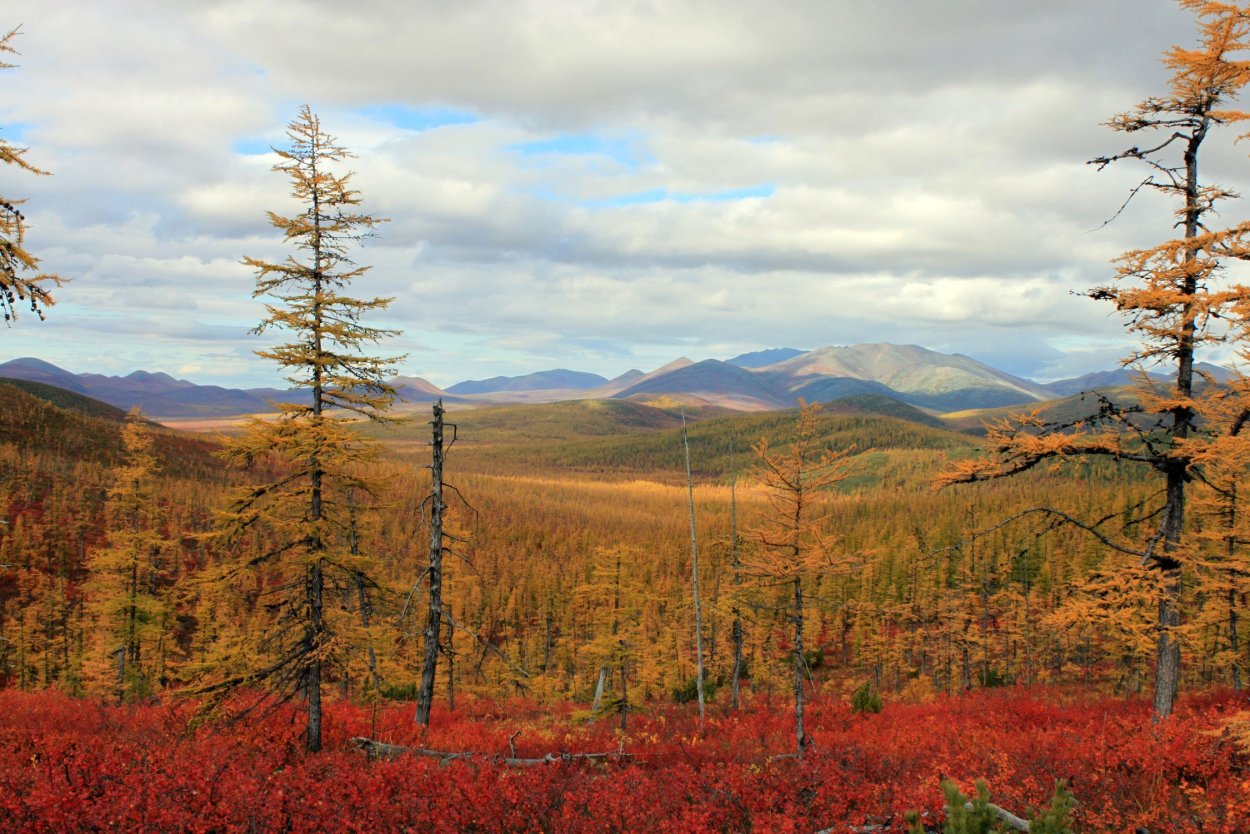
(0, 0), (1236, 387)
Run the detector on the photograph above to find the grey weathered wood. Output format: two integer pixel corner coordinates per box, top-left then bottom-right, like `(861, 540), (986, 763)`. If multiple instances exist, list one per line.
(971, 801), (1030, 832)
(350, 737), (629, 767)
(415, 400), (446, 726)
(681, 410), (705, 731)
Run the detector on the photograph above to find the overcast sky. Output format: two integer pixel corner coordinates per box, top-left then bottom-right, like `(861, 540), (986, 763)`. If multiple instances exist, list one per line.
(2, 0), (1242, 388)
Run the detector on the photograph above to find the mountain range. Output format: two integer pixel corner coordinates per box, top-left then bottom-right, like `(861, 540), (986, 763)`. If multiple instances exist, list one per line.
(0, 345), (1233, 420)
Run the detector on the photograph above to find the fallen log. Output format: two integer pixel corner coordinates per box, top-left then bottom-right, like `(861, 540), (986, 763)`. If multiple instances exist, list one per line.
(814, 799), (1028, 834)
(974, 801), (1029, 832)
(350, 737), (629, 767)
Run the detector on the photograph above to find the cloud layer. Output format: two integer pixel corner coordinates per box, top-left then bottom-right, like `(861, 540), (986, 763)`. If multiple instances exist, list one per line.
(1, 0), (1238, 387)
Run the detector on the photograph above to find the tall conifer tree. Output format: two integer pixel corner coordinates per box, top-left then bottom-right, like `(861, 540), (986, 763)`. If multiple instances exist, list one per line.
(209, 106), (399, 752)
(745, 402), (854, 754)
(83, 409), (168, 701)
(941, 1), (1250, 719)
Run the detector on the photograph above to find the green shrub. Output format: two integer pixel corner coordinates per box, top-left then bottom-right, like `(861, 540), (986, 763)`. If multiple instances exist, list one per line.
(380, 682), (418, 701)
(672, 674), (719, 704)
(908, 778), (1073, 834)
(850, 680), (883, 714)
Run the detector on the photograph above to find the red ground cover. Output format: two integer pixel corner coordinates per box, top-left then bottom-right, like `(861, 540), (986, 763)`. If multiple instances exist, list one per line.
(0, 688), (1245, 833)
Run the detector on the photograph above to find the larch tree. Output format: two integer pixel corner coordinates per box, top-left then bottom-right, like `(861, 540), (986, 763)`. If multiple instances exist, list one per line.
(207, 106), (400, 752)
(940, 0), (1250, 719)
(1189, 375), (1250, 689)
(83, 409), (168, 701)
(744, 401), (855, 754)
(0, 27), (60, 324)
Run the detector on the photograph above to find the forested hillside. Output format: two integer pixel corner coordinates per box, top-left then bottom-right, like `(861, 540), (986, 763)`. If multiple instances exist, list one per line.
(0, 384), (1209, 710)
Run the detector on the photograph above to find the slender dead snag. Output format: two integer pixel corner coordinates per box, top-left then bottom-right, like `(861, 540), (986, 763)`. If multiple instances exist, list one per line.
(681, 410), (706, 733)
(415, 400), (447, 726)
(591, 667), (608, 716)
(445, 609), (456, 711)
(730, 443), (744, 711)
(348, 494), (382, 696)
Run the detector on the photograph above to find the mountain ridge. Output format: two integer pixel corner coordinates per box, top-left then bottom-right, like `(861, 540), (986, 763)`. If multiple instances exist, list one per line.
(2, 346), (1233, 419)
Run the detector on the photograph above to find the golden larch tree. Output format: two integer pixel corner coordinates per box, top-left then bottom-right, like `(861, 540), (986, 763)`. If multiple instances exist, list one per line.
(205, 106), (400, 752)
(941, 0), (1250, 719)
(744, 401), (855, 754)
(83, 409), (169, 701)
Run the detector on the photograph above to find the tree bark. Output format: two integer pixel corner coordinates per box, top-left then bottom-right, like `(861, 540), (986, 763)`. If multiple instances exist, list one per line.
(415, 400), (445, 726)
(731, 468), (743, 711)
(681, 412), (705, 732)
(306, 560), (323, 752)
(794, 576), (806, 755)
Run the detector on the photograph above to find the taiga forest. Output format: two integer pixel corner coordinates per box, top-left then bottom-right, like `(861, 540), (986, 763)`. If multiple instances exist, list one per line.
(2, 2), (1250, 832)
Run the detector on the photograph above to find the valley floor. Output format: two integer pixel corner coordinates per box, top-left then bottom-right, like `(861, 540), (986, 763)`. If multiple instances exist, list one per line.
(0, 686), (1245, 833)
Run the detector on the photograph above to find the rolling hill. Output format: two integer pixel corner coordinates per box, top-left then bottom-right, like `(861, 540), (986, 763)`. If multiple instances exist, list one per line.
(447, 369), (608, 395)
(614, 359), (789, 410)
(0, 358), (304, 418)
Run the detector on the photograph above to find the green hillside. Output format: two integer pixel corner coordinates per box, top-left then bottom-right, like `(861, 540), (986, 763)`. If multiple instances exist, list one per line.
(369, 398), (728, 445)
(0, 377), (131, 423)
(0, 381), (225, 478)
(449, 406), (982, 489)
(943, 385), (1143, 435)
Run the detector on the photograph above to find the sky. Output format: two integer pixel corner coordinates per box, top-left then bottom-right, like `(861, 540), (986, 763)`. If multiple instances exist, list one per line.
(1, 0), (1243, 389)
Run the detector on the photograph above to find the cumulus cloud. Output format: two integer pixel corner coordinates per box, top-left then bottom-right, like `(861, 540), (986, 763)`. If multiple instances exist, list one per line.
(0, 0), (1237, 387)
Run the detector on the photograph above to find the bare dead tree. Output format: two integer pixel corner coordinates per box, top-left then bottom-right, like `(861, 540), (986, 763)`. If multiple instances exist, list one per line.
(681, 410), (706, 732)
(415, 400), (451, 726)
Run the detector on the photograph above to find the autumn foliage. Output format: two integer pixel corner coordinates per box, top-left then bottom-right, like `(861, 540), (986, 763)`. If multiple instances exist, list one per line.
(0, 687), (1246, 833)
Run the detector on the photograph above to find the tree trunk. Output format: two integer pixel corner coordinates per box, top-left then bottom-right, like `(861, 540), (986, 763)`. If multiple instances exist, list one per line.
(415, 400), (446, 726)
(591, 666), (608, 714)
(446, 612), (456, 712)
(306, 560), (324, 752)
(1230, 584), (1241, 691)
(730, 469), (743, 711)
(1152, 122), (1207, 722)
(794, 577), (806, 755)
(542, 610), (553, 675)
(1153, 570), (1182, 719)
(681, 412), (705, 731)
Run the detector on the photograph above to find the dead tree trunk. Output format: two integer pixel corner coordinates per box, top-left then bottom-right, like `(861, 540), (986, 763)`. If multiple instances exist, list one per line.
(681, 412), (705, 732)
(347, 495), (382, 696)
(446, 612), (456, 712)
(591, 666), (608, 714)
(415, 400), (446, 726)
(730, 457), (744, 710)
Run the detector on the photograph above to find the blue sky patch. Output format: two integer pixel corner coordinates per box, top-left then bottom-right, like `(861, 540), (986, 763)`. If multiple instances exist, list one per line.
(232, 137), (274, 156)
(362, 104), (480, 132)
(510, 133), (654, 171)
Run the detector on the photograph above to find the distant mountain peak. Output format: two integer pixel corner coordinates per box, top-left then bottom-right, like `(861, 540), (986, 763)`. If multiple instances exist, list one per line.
(0, 357), (89, 394)
(446, 368), (608, 396)
(653, 357), (694, 374)
(124, 370), (190, 387)
(609, 369), (645, 385)
(391, 376), (447, 398)
(726, 347), (808, 368)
